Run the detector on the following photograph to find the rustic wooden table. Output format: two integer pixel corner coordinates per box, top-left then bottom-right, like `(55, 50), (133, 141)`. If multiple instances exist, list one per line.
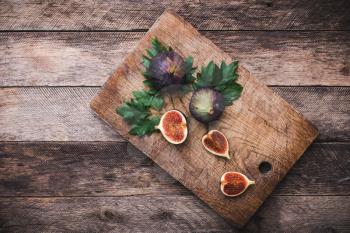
(0, 1), (349, 232)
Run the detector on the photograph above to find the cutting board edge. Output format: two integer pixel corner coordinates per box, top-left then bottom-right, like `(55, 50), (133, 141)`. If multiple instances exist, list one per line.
(89, 9), (320, 228)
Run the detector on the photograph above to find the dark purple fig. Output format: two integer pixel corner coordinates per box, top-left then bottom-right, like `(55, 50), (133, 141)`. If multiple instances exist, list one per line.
(148, 51), (186, 90)
(189, 88), (225, 123)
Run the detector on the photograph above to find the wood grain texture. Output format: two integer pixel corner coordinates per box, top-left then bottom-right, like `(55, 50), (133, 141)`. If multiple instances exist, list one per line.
(0, 196), (349, 233)
(1, 31), (349, 86)
(0, 87), (122, 142)
(0, 87), (348, 142)
(1, 0), (350, 30)
(0, 142), (349, 197)
(0, 0), (348, 231)
(90, 11), (318, 227)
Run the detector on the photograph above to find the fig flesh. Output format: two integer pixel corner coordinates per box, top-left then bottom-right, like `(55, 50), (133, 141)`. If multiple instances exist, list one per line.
(220, 172), (255, 197)
(148, 51), (186, 90)
(156, 110), (187, 144)
(202, 130), (230, 159)
(189, 88), (224, 123)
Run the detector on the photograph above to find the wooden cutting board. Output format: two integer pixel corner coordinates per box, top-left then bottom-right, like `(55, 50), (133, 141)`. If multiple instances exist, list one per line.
(90, 10), (318, 228)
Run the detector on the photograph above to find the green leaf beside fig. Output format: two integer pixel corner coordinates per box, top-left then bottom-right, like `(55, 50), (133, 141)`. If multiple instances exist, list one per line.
(116, 100), (150, 124)
(222, 82), (243, 106)
(129, 116), (160, 136)
(117, 37), (243, 136)
(190, 60), (242, 123)
(132, 90), (164, 111)
(193, 61), (243, 106)
(117, 37), (196, 137)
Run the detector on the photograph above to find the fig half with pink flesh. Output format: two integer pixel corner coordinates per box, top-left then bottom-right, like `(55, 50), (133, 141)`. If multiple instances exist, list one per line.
(202, 130), (230, 159)
(156, 110), (188, 144)
(220, 172), (255, 197)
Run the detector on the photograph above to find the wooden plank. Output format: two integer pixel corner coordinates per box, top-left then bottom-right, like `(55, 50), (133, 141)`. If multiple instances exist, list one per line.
(1, 31), (349, 86)
(1, 0), (349, 30)
(90, 10), (319, 227)
(0, 87), (122, 142)
(0, 87), (348, 142)
(0, 196), (348, 232)
(0, 142), (349, 196)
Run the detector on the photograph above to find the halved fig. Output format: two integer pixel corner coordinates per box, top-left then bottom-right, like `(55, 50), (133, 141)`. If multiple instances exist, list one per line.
(156, 110), (188, 144)
(202, 130), (230, 159)
(220, 172), (255, 197)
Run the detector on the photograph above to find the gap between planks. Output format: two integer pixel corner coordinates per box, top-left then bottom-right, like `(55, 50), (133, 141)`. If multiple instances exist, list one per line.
(1, 0), (350, 30)
(1, 141), (349, 196)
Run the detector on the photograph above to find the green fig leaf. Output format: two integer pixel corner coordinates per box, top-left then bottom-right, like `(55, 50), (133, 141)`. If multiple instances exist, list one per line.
(151, 37), (168, 53)
(150, 94), (164, 111)
(120, 37), (197, 137)
(201, 61), (215, 84)
(222, 83), (243, 106)
(220, 61), (238, 85)
(132, 90), (164, 111)
(193, 60), (242, 106)
(116, 100), (150, 124)
(129, 116), (160, 136)
(184, 56), (193, 72)
(147, 48), (158, 57)
(142, 55), (151, 69)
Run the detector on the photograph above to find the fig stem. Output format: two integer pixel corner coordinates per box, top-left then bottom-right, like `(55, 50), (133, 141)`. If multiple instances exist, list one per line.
(170, 94), (175, 109)
(248, 180), (255, 186)
(205, 124), (209, 133)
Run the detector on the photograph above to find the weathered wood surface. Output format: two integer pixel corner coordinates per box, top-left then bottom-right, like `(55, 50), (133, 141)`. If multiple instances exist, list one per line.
(90, 11), (319, 227)
(1, 0), (350, 30)
(6, 83), (345, 142)
(0, 196), (349, 233)
(1, 0), (349, 231)
(1, 31), (349, 86)
(0, 87), (348, 142)
(0, 142), (349, 196)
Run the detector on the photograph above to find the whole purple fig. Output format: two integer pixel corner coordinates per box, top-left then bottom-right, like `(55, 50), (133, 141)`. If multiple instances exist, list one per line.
(189, 88), (225, 123)
(147, 51), (186, 90)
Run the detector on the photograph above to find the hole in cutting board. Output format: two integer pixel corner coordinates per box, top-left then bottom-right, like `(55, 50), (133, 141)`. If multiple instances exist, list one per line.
(259, 161), (272, 174)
